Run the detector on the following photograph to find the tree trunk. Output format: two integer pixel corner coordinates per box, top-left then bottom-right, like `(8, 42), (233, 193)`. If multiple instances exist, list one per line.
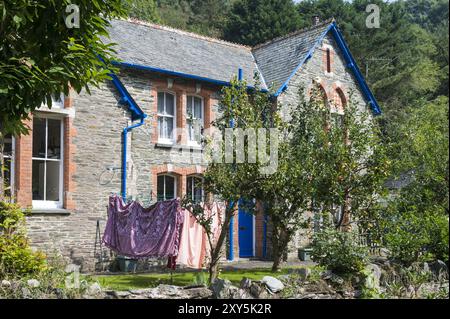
(271, 221), (281, 272)
(271, 221), (290, 273)
(208, 205), (234, 284)
(340, 188), (352, 231)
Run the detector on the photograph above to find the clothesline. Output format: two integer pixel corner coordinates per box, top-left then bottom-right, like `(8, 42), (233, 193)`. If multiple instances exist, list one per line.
(102, 195), (224, 270)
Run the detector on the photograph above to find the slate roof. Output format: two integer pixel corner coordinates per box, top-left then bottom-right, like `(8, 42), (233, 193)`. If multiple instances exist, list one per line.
(104, 18), (381, 115)
(106, 19), (266, 88)
(252, 20), (333, 92)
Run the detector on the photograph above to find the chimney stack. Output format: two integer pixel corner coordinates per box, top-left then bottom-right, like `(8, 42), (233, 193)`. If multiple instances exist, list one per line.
(312, 15), (320, 26)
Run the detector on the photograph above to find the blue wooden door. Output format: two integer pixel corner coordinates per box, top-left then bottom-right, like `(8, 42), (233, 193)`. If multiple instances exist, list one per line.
(238, 201), (254, 258)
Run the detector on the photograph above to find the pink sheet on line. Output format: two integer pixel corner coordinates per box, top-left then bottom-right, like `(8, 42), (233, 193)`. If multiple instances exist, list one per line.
(177, 202), (224, 269)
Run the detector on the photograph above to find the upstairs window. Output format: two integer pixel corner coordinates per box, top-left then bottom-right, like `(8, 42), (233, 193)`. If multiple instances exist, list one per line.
(2, 134), (14, 198)
(186, 96), (204, 144)
(157, 92), (176, 143)
(157, 174), (176, 201)
(32, 117), (63, 209)
(42, 93), (64, 109)
(187, 175), (204, 203)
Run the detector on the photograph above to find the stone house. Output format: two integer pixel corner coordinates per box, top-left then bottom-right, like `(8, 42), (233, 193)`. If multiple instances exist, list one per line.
(2, 18), (381, 270)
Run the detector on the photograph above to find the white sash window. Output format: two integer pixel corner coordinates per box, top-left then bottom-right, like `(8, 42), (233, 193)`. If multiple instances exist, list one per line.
(186, 96), (204, 145)
(32, 117), (63, 209)
(157, 92), (176, 143)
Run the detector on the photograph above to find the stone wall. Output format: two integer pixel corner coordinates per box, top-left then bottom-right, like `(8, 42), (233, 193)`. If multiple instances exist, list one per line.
(25, 69), (223, 271)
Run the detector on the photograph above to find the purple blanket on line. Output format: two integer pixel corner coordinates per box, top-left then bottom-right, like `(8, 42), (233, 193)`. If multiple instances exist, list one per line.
(102, 195), (184, 258)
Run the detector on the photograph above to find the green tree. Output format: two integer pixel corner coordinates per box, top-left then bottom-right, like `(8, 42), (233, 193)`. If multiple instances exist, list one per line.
(123, 0), (161, 22)
(260, 88), (389, 272)
(223, 0), (301, 46)
(383, 97), (449, 264)
(195, 77), (274, 283)
(0, 0), (126, 199)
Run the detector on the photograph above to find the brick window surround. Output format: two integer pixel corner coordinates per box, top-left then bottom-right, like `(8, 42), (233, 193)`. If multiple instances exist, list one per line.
(14, 95), (76, 210)
(151, 80), (215, 145)
(322, 44), (335, 74)
(151, 164), (205, 202)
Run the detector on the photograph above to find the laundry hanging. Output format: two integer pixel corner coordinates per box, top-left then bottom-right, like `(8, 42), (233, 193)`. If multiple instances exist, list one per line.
(177, 201), (224, 269)
(103, 195), (184, 259)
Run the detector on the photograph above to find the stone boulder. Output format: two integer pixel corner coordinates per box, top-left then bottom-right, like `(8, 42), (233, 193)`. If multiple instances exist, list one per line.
(364, 264), (382, 290)
(211, 279), (237, 299)
(429, 260), (449, 279)
(27, 279), (40, 288)
(183, 286), (213, 299)
(240, 277), (252, 290)
(261, 276), (284, 293)
(249, 282), (270, 299)
(88, 283), (102, 296)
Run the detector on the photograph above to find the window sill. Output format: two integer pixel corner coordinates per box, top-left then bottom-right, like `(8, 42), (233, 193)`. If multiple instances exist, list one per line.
(156, 142), (203, 152)
(27, 208), (71, 216)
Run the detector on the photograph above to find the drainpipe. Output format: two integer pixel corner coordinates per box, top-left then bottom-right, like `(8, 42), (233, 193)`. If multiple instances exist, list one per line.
(122, 116), (146, 200)
(227, 68), (243, 261)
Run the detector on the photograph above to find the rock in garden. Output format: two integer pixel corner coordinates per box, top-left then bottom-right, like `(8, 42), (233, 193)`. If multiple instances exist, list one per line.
(249, 282), (264, 298)
(261, 276), (284, 293)
(88, 282), (102, 295)
(240, 277), (252, 290)
(231, 288), (252, 299)
(1, 280), (11, 288)
(183, 286), (213, 299)
(429, 260), (448, 278)
(27, 279), (40, 288)
(364, 264), (382, 290)
(112, 290), (132, 299)
(211, 279), (235, 299)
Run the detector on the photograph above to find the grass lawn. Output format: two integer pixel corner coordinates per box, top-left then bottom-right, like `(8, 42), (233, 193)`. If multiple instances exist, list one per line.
(93, 268), (294, 291)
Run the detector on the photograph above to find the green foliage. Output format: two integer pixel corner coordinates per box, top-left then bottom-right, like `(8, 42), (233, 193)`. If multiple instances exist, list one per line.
(0, 0), (126, 135)
(0, 201), (25, 235)
(0, 256), (95, 299)
(0, 235), (48, 278)
(224, 0), (300, 46)
(154, 0), (231, 37)
(0, 202), (47, 278)
(123, 0), (160, 22)
(191, 271), (208, 286)
(311, 227), (369, 274)
(382, 210), (449, 265)
(381, 97), (449, 265)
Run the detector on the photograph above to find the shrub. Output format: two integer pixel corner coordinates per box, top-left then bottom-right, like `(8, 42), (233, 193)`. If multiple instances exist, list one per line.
(0, 201), (47, 278)
(383, 210), (449, 265)
(311, 228), (369, 274)
(0, 235), (48, 277)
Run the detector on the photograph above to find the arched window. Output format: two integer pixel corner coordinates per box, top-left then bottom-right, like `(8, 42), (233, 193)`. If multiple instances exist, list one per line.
(157, 174), (177, 201)
(311, 83), (328, 108)
(186, 95), (204, 144)
(157, 92), (176, 143)
(186, 175), (204, 203)
(333, 88), (346, 114)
